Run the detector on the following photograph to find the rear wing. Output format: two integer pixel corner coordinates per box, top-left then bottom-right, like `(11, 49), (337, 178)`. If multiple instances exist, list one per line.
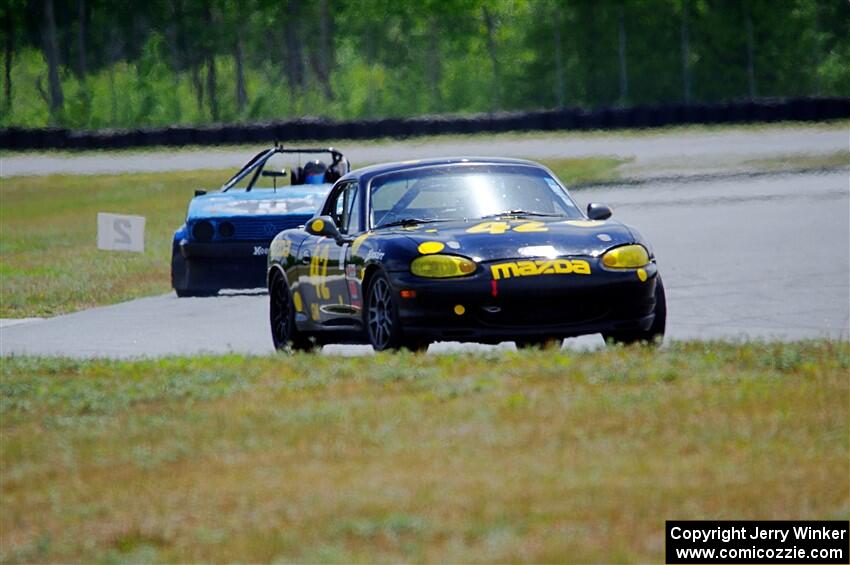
(221, 145), (350, 192)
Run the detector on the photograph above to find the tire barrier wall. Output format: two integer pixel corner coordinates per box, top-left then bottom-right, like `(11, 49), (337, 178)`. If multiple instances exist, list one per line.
(2, 97), (848, 151)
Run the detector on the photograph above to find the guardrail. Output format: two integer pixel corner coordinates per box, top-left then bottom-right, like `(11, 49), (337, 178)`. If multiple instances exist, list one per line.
(2, 97), (847, 150)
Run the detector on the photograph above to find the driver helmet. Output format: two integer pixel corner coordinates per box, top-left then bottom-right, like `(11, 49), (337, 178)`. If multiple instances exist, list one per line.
(303, 160), (327, 185)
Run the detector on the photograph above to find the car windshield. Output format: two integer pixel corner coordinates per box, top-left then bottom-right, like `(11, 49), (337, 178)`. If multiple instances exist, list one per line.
(369, 164), (583, 228)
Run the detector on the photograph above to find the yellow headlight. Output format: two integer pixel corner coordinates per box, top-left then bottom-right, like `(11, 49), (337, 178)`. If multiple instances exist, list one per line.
(410, 255), (477, 278)
(602, 244), (650, 269)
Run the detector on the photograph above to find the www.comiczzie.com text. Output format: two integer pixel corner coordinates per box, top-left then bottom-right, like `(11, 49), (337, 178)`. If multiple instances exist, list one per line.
(666, 521), (849, 564)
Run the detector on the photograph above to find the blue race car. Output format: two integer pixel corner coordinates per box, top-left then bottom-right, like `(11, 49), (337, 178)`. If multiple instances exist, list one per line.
(171, 146), (349, 296)
(266, 157), (666, 351)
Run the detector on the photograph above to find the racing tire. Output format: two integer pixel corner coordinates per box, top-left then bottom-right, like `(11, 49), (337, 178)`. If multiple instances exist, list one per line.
(269, 272), (314, 352)
(364, 271), (407, 351)
(171, 248), (219, 298)
(171, 248), (218, 297)
(603, 275), (667, 346)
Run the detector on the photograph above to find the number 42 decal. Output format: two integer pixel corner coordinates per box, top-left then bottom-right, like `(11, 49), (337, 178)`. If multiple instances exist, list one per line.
(309, 244), (331, 300)
(466, 221), (548, 234)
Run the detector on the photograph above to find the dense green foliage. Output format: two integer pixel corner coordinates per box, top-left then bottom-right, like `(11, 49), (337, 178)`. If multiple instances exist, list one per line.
(1, 0), (848, 128)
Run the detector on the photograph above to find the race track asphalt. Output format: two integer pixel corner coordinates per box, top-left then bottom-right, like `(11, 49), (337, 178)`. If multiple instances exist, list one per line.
(2, 125), (846, 178)
(2, 168), (847, 358)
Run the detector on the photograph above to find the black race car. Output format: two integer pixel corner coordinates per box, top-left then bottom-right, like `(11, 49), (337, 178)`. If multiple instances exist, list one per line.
(266, 157), (666, 351)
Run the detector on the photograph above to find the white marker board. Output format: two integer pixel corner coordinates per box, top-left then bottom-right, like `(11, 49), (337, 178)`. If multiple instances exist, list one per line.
(97, 213), (145, 252)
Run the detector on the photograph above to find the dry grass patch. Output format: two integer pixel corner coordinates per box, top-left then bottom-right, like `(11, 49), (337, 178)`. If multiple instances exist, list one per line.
(2, 341), (848, 562)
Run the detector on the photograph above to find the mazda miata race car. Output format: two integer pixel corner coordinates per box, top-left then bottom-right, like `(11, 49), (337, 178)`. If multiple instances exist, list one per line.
(171, 146), (349, 296)
(266, 157), (666, 350)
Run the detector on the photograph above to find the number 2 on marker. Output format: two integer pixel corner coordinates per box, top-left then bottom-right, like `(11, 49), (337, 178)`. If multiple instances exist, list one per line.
(113, 219), (132, 244)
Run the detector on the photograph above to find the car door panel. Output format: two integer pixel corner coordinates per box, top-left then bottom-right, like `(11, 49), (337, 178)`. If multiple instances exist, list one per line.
(296, 181), (362, 325)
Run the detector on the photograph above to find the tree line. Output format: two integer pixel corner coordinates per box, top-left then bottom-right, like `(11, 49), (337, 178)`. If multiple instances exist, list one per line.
(1, 0), (848, 129)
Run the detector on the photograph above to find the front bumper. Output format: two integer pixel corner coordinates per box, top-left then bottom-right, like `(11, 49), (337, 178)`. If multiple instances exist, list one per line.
(387, 259), (659, 342)
(173, 239), (272, 290)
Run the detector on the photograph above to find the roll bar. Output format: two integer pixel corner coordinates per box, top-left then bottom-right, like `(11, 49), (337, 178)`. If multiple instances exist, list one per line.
(221, 146), (348, 192)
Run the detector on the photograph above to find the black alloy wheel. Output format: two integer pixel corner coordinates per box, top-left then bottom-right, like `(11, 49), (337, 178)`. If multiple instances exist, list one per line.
(366, 273), (399, 351)
(365, 271), (429, 352)
(364, 271), (432, 353)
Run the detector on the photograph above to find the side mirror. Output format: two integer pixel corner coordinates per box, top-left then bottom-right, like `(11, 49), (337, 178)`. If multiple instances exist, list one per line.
(587, 203), (613, 220)
(261, 169), (287, 178)
(305, 215), (345, 243)
(194, 189), (207, 197)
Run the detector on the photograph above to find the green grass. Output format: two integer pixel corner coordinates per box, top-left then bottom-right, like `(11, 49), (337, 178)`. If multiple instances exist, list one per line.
(546, 157), (627, 184)
(0, 158), (623, 318)
(1, 341), (848, 562)
(741, 150), (850, 172)
(0, 170), (225, 318)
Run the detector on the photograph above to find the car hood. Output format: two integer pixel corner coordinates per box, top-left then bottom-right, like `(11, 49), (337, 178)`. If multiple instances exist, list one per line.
(187, 185), (332, 220)
(390, 217), (638, 262)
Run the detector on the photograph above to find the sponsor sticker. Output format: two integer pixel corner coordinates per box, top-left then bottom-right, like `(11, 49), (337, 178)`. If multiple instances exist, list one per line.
(490, 259), (591, 280)
(270, 239), (292, 257)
